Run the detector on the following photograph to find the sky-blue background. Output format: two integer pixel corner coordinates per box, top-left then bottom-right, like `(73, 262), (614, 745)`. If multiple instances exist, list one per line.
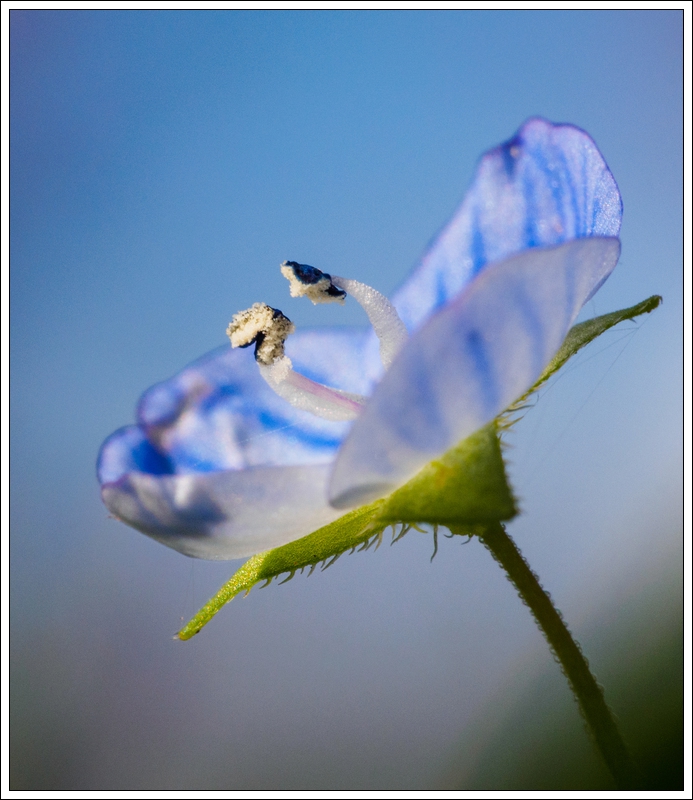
(11, 10), (682, 790)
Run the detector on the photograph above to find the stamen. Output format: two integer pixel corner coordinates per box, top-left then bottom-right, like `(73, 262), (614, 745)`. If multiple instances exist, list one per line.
(280, 261), (408, 368)
(280, 261), (347, 304)
(227, 302), (366, 421)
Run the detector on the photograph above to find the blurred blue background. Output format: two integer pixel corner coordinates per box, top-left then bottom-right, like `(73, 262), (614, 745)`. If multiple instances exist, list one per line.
(11, 10), (682, 790)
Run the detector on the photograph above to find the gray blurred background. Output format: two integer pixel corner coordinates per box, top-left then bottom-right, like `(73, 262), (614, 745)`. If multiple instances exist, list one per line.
(11, 10), (682, 789)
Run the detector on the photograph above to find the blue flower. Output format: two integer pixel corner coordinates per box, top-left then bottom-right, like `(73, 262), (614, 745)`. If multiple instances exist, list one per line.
(98, 118), (622, 560)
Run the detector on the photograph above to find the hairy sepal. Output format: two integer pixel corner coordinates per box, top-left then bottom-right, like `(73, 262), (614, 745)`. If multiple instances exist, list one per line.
(505, 294), (662, 416)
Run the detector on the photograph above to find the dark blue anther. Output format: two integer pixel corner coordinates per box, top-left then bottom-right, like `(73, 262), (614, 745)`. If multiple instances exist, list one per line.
(283, 261), (325, 284)
(283, 261), (347, 300)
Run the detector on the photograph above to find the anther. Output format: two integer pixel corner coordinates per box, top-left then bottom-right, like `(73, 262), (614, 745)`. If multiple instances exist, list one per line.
(226, 303), (295, 365)
(280, 261), (347, 304)
(280, 261), (409, 369)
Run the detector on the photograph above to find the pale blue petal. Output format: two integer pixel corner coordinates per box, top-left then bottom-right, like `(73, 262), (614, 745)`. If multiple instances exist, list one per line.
(286, 326), (374, 396)
(329, 238), (621, 508)
(392, 118), (622, 332)
(98, 425), (175, 484)
(127, 329), (369, 476)
(98, 328), (367, 558)
(102, 464), (343, 560)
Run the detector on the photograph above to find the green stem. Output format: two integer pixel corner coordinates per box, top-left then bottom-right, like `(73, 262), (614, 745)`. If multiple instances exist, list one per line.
(471, 521), (639, 789)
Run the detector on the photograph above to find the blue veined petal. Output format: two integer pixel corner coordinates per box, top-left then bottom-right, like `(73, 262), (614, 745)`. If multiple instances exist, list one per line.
(329, 237), (621, 508)
(132, 345), (341, 474)
(98, 425), (175, 484)
(130, 328), (370, 475)
(287, 326), (374, 396)
(102, 464), (343, 560)
(392, 118), (622, 332)
(99, 328), (368, 558)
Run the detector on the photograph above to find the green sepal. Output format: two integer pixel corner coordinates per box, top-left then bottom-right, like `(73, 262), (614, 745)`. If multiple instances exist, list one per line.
(177, 501), (387, 639)
(177, 295), (661, 639)
(506, 295), (662, 414)
(376, 422), (517, 525)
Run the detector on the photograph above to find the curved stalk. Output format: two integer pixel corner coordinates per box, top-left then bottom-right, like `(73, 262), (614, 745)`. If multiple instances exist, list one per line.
(465, 521), (638, 789)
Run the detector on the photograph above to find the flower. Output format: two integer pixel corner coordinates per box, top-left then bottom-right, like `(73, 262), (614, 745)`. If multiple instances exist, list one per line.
(98, 118), (622, 560)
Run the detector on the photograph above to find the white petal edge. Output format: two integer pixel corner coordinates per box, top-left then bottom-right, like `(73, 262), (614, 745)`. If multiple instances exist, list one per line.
(102, 463), (344, 560)
(329, 237), (621, 508)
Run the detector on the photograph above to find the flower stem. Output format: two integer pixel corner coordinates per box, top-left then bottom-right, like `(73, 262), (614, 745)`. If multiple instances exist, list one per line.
(469, 521), (639, 789)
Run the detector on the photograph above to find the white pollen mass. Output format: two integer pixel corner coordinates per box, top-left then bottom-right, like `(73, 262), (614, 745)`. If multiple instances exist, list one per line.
(280, 262), (346, 305)
(226, 302), (295, 365)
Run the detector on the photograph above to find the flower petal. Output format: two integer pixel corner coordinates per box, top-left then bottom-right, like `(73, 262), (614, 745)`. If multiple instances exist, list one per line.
(128, 329), (370, 476)
(392, 118), (622, 332)
(329, 237), (621, 508)
(98, 328), (369, 558)
(102, 464), (343, 560)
